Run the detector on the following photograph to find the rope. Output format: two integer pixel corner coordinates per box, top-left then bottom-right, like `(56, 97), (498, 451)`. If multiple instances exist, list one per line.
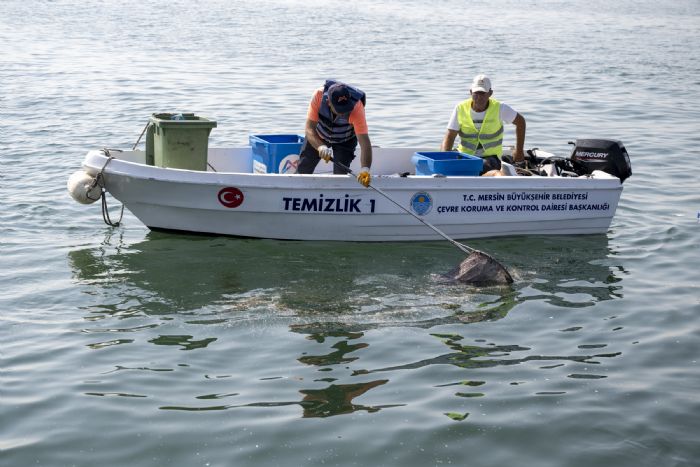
(101, 190), (124, 227)
(93, 149), (124, 227)
(132, 121), (150, 150)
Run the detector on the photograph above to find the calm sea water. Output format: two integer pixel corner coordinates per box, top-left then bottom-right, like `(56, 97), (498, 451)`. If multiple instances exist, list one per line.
(2, 1), (699, 466)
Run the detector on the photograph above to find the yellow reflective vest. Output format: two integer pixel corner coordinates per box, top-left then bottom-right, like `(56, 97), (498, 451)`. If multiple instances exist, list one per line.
(456, 98), (504, 157)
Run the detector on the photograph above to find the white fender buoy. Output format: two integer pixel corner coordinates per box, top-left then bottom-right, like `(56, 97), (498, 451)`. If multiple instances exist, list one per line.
(67, 170), (100, 204)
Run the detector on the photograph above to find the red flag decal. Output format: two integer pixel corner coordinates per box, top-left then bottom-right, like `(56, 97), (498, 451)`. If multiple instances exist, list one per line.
(218, 187), (244, 208)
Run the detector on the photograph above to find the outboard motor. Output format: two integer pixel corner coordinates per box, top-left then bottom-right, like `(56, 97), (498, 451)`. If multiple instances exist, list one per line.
(569, 139), (632, 182)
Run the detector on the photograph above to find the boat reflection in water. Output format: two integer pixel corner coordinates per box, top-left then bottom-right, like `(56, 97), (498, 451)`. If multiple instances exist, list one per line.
(69, 231), (621, 314)
(70, 231), (623, 417)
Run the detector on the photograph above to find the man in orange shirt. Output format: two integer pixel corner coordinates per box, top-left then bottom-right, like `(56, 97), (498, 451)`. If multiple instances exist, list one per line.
(297, 80), (373, 187)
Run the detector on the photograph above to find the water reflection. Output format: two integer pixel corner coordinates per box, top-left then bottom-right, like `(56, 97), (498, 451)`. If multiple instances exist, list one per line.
(364, 333), (621, 373)
(284, 325), (622, 420)
(68, 232), (257, 312)
(500, 234), (625, 306)
(148, 334), (217, 350)
(70, 230), (531, 325)
(297, 380), (395, 417)
(69, 232), (622, 316)
(281, 235), (625, 420)
(298, 333), (368, 367)
(156, 329), (396, 416)
(159, 379), (400, 417)
(69, 231), (431, 312)
(73, 232), (626, 418)
(70, 232), (624, 347)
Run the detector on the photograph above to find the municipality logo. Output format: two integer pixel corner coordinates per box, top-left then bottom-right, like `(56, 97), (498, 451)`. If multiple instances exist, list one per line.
(279, 154), (300, 174)
(410, 192), (433, 215)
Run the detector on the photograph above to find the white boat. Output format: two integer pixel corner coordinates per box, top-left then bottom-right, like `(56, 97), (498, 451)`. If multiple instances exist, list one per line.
(69, 139), (631, 241)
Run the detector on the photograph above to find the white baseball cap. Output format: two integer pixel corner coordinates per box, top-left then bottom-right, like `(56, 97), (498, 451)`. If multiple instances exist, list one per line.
(470, 74), (492, 93)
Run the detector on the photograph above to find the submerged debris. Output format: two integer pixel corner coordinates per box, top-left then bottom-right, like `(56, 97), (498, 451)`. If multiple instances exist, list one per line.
(444, 251), (514, 286)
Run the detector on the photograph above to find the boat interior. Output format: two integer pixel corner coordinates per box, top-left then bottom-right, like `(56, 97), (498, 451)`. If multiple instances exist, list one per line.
(105, 145), (614, 179)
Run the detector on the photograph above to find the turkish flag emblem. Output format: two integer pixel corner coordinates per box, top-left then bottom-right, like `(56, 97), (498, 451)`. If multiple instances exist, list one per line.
(218, 187), (244, 208)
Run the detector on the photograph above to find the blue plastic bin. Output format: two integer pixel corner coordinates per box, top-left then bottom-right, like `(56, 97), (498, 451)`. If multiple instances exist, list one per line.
(411, 151), (483, 176)
(249, 134), (305, 174)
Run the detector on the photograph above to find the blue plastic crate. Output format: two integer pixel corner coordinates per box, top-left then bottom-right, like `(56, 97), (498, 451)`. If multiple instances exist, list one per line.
(249, 134), (305, 174)
(411, 151), (483, 176)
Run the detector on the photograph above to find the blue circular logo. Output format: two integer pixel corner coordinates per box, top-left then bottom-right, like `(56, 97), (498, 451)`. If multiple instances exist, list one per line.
(410, 192), (433, 215)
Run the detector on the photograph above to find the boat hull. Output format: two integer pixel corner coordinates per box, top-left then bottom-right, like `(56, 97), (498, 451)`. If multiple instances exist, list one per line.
(82, 149), (623, 241)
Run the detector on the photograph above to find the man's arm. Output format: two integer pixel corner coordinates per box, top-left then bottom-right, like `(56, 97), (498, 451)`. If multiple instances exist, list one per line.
(304, 119), (325, 151)
(357, 133), (373, 169)
(441, 129), (459, 151)
(512, 113), (526, 162)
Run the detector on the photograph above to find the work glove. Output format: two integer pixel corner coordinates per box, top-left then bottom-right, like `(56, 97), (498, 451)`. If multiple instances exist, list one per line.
(357, 168), (371, 187)
(317, 145), (333, 163)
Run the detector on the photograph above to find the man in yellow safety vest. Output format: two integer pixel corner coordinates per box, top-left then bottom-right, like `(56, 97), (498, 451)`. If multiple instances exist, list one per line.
(441, 74), (526, 174)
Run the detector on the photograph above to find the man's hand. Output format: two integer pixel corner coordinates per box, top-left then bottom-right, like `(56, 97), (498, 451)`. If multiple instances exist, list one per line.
(512, 148), (525, 163)
(318, 145), (333, 162)
(357, 168), (371, 187)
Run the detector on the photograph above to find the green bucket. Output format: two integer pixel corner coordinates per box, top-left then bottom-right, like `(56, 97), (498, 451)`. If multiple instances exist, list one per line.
(145, 113), (217, 171)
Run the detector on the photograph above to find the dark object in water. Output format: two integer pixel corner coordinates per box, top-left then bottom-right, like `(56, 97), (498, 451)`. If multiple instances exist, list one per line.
(445, 251), (514, 285)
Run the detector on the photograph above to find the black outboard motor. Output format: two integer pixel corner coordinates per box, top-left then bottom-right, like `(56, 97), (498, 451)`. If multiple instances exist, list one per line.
(569, 139), (632, 182)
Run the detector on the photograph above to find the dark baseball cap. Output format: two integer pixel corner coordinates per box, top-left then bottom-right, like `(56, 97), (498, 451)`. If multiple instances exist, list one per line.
(327, 83), (355, 114)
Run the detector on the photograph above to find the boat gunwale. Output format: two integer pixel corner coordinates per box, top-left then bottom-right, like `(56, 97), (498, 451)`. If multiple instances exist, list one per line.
(83, 149), (624, 192)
